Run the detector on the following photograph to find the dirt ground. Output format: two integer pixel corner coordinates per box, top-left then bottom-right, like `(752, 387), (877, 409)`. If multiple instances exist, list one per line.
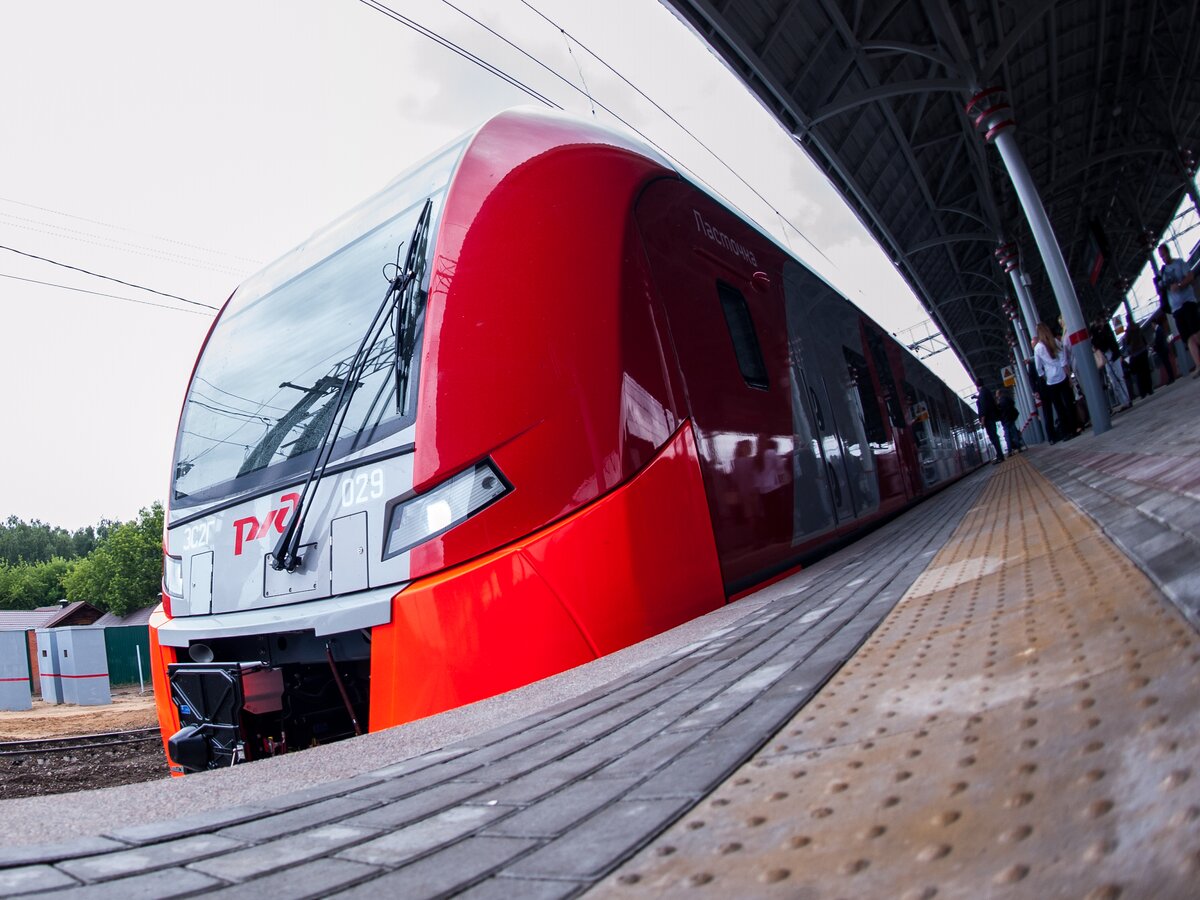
(0, 688), (158, 740)
(0, 688), (172, 800)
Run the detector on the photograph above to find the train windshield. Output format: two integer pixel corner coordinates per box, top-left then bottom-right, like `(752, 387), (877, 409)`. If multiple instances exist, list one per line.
(171, 139), (466, 511)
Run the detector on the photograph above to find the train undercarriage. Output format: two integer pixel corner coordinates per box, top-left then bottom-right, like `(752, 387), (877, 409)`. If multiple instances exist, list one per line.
(166, 629), (369, 772)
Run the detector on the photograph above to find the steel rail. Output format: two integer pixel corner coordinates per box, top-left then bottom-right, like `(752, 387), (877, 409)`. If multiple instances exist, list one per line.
(0, 726), (159, 754)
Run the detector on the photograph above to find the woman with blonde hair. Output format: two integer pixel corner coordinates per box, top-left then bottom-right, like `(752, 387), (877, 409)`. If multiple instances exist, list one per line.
(1034, 322), (1082, 439)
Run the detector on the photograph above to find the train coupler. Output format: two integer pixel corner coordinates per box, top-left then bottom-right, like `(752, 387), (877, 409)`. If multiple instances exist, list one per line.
(166, 662), (283, 772)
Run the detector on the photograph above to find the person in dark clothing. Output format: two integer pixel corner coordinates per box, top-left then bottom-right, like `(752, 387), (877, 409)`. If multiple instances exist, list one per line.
(995, 389), (1024, 453)
(1091, 319), (1131, 410)
(1152, 311), (1177, 385)
(1121, 314), (1153, 399)
(976, 388), (1005, 464)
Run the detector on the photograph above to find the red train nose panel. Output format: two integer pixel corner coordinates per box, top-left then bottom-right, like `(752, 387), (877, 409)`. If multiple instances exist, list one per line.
(369, 423), (724, 731)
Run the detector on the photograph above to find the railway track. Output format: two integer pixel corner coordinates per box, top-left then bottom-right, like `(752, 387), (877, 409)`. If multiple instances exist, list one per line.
(0, 727), (160, 758)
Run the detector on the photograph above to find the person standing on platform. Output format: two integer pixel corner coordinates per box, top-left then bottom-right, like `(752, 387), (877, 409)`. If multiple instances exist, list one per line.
(1091, 319), (1131, 410)
(996, 388), (1024, 453)
(1158, 243), (1200, 377)
(976, 387), (1005, 464)
(1034, 323), (1082, 439)
(1027, 350), (1059, 442)
(1122, 314), (1153, 400)
(1152, 311), (1178, 385)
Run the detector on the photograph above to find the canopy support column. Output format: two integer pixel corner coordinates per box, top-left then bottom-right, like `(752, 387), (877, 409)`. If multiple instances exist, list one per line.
(969, 88), (1110, 435)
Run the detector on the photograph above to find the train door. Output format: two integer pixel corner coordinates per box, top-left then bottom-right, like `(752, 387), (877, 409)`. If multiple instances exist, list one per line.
(863, 323), (918, 501)
(903, 380), (937, 487)
(782, 260), (879, 527)
(634, 179), (795, 592)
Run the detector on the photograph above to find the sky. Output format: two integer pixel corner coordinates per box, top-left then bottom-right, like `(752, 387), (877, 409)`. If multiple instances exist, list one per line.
(0, 0), (973, 530)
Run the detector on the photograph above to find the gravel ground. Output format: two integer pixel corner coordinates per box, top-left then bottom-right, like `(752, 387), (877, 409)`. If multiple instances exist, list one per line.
(0, 688), (169, 801)
(0, 737), (169, 801)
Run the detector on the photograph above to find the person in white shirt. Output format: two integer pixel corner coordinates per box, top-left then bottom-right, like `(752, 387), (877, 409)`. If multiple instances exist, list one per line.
(1034, 322), (1082, 440)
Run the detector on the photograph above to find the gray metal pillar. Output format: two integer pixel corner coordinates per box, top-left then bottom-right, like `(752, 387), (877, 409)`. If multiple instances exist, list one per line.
(968, 89), (1111, 435)
(996, 244), (1039, 339)
(1014, 271), (1040, 339)
(1004, 300), (1044, 444)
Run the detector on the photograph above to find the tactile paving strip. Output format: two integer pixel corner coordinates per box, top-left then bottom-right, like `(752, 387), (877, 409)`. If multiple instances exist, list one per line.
(594, 457), (1200, 898)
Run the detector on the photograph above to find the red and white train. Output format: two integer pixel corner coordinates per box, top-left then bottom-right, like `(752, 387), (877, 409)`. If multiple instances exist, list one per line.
(150, 109), (982, 773)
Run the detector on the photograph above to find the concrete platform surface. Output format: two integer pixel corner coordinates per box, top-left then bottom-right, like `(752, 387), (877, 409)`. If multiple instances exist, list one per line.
(595, 457), (1200, 898)
(1030, 372), (1200, 629)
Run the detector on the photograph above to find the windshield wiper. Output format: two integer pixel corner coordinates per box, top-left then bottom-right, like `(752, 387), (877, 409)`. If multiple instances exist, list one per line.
(269, 198), (433, 572)
(393, 199), (432, 413)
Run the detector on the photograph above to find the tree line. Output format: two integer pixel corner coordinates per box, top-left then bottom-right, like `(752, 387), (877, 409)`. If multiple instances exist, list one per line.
(0, 504), (164, 617)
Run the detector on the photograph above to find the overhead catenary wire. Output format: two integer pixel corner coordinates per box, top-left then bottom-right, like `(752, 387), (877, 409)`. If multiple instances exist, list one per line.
(354, 0), (562, 108)
(194, 376), (292, 413)
(382, 0), (831, 266)
(0, 243), (219, 311)
(422, 0), (687, 173)
(0, 270), (215, 317)
(357, 1), (730, 244)
(0, 209), (250, 277)
(564, 33), (596, 117)
(0, 195), (263, 266)
(514, 0), (831, 264)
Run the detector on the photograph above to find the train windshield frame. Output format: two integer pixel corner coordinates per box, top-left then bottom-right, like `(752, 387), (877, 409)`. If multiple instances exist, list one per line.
(171, 139), (466, 512)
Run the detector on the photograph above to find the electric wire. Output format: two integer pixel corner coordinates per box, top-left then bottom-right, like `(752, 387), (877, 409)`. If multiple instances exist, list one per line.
(0, 195), (263, 266)
(357, 0), (683, 175)
(0, 210), (250, 276)
(354, 0), (561, 108)
(564, 33), (596, 117)
(0, 243), (219, 310)
(187, 396), (274, 425)
(0, 270), (215, 317)
(514, 0), (831, 264)
(180, 429), (253, 450)
(194, 376), (292, 413)
(384, 0), (831, 265)
(425, 0), (679, 166)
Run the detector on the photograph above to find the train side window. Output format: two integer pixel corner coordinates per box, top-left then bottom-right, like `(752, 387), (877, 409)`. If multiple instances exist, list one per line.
(716, 281), (769, 390)
(843, 346), (887, 445)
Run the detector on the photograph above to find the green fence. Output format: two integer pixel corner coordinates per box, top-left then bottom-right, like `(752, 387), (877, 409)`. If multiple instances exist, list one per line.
(104, 625), (151, 686)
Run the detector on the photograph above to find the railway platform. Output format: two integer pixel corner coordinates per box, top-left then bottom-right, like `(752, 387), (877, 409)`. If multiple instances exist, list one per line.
(1, 378), (1197, 898)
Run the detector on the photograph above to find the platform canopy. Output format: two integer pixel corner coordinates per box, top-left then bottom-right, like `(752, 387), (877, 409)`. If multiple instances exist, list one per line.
(662, 0), (1200, 388)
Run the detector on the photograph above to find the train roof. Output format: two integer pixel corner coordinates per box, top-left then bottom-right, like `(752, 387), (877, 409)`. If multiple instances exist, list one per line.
(226, 108), (967, 408)
(228, 108), (678, 312)
(413, 106), (680, 187)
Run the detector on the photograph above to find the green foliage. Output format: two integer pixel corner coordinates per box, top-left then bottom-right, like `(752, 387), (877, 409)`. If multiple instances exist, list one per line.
(0, 505), (162, 616)
(0, 558), (76, 610)
(0, 515), (114, 566)
(64, 503), (163, 617)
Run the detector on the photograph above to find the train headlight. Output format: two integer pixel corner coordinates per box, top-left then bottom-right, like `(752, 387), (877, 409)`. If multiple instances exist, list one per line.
(163, 554), (184, 598)
(384, 460), (510, 558)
